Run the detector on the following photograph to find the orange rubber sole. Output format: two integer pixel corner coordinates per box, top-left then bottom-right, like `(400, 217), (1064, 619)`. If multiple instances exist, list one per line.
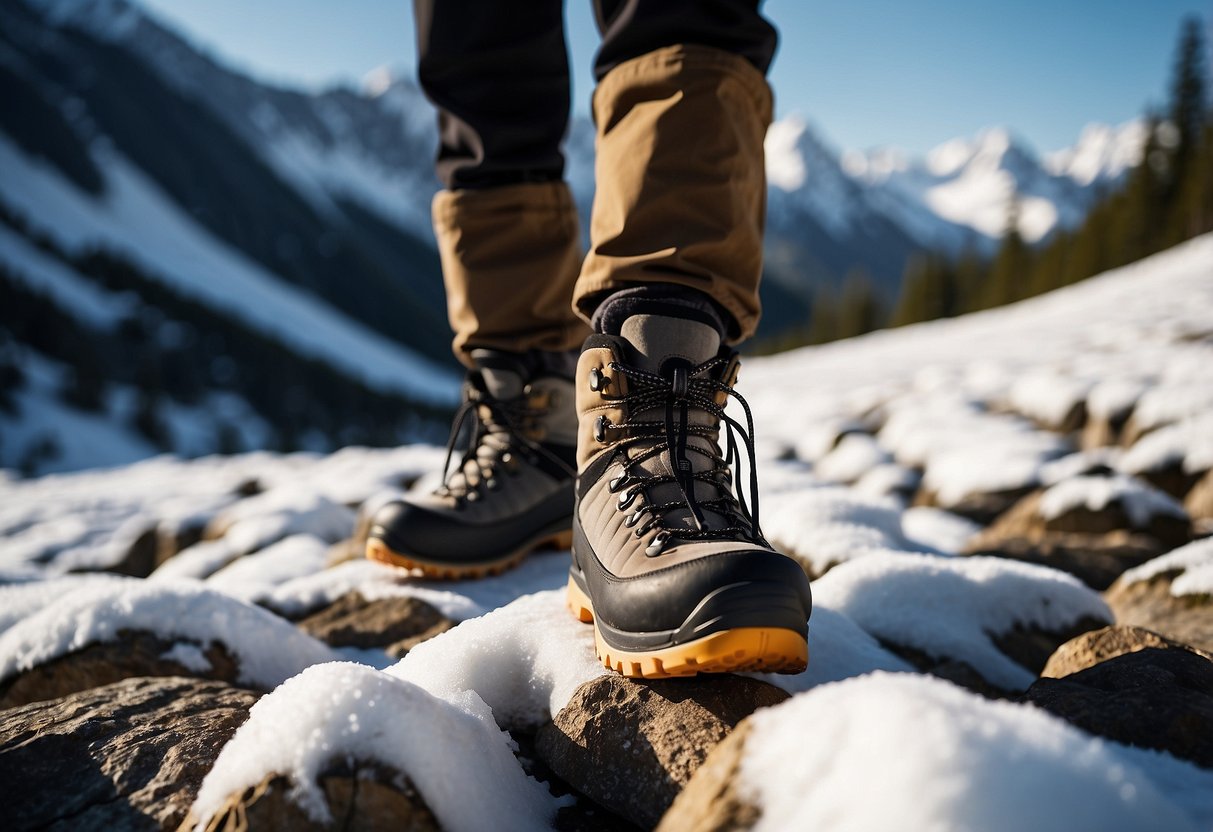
(366, 529), (573, 580)
(566, 577), (808, 678)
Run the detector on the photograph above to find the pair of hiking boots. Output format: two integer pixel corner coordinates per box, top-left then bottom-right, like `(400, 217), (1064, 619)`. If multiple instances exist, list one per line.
(366, 298), (812, 678)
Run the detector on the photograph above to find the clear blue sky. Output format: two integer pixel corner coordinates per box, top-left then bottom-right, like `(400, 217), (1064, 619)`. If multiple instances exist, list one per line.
(140, 0), (1209, 155)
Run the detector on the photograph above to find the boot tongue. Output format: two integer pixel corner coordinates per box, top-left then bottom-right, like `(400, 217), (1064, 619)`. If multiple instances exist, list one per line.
(619, 314), (721, 376)
(469, 349), (527, 400)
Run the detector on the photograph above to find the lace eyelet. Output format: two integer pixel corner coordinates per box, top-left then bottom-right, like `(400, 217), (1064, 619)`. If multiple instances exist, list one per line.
(589, 367), (610, 392)
(624, 511), (642, 528)
(645, 532), (671, 557)
(594, 415), (611, 443)
(617, 489), (637, 510)
(608, 474), (629, 493)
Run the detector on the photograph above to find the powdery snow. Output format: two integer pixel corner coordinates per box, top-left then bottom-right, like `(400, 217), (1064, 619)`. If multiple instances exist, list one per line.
(762, 487), (915, 574)
(1119, 538), (1213, 598)
(263, 549), (572, 621)
(204, 534), (331, 603)
(189, 662), (554, 832)
(0, 581), (338, 689)
(899, 506), (982, 555)
(390, 590), (605, 730)
(1038, 474), (1187, 528)
(813, 553), (1111, 690)
(750, 606), (913, 694)
(813, 433), (891, 484)
(736, 673), (1204, 832)
(1120, 414), (1213, 478)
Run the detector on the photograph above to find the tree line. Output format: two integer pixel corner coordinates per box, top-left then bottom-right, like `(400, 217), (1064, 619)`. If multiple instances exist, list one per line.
(787, 16), (1212, 346)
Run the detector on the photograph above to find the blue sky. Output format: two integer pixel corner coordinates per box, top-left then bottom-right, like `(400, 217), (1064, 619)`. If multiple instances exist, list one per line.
(140, 0), (1208, 155)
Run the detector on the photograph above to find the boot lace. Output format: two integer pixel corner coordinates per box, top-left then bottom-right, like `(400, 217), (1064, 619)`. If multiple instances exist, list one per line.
(436, 384), (575, 508)
(596, 356), (765, 556)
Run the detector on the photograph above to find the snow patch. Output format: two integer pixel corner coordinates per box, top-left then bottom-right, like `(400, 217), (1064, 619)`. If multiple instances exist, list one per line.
(1039, 474), (1187, 527)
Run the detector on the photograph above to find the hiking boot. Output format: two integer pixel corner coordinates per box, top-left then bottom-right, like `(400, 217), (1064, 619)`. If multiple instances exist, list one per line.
(367, 349), (578, 579)
(567, 303), (812, 677)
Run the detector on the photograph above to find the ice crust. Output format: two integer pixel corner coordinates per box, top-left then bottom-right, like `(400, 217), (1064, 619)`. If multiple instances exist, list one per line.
(190, 662), (554, 831)
(736, 673), (1209, 832)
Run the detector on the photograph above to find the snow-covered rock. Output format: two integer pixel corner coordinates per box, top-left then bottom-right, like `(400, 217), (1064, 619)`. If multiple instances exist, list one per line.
(813, 553), (1111, 691)
(661, 672), (1211, 832)
(189, 662), (555, 832)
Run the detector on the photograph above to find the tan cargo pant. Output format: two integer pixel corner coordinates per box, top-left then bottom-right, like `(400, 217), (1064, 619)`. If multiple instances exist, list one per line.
(433, 45), (772, 365)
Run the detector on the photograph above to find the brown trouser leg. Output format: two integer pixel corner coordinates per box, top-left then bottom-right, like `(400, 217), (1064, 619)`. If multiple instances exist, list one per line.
(414, 0), (776, 361)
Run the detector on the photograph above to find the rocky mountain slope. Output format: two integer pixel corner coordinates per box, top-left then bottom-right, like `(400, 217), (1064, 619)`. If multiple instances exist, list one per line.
(2, 235), (1211, 830)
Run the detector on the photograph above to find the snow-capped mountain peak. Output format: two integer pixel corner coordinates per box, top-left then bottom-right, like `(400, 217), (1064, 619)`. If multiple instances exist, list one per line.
(1045, 120), (1147, 186)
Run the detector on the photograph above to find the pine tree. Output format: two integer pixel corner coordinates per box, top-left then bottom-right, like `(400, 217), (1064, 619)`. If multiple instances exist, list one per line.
(1165, 17), (1209, 243)
(980, 196), (1031, 308)
(836, 268), (883, 339)
(807, 285), (839, 344)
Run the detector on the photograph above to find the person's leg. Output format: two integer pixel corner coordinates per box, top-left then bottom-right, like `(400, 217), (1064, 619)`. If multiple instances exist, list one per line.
(415, 0), (590, 362)
(574, 0), (777, 342)
(565, 0), (813, 678)
(367, 0), (586, 577)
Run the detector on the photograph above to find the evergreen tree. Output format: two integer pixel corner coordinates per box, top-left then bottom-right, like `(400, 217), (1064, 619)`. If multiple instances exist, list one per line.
(807, 285), (839, 344)
(1165, 17), (1209, 242)
(980, 196), (1031, 308)
(835, 268), (883, 339)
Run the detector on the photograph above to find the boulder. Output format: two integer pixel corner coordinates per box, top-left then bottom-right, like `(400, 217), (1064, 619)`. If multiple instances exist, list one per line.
(0, 630), (240, 709)
(535, 674), (788, 830)
(1185, 469), (1213, 522)
(1041, 624), (1213, 678)
(964, 484), (1192, 589)
(653, 723), (757, 832)
(1022, 647), (1213, 768)
(192, 767), (440, 832)
(914, 484), (1035, 526)
(295, 591), (454, 658)
(0, 676), (258, 831)
(1105, 574), (1213, 653)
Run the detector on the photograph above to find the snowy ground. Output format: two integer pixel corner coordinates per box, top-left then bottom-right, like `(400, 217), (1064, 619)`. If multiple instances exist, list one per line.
(2, 234), (1212, 830)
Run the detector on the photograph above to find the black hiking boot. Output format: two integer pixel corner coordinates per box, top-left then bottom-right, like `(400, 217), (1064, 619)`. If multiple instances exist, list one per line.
(367, 349), (578, 579)
(567, 301), (812, 677)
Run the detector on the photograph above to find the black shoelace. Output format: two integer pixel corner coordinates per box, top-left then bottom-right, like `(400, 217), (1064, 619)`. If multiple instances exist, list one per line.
(596, 356), (765, 556)
(436, 385), (575, 507)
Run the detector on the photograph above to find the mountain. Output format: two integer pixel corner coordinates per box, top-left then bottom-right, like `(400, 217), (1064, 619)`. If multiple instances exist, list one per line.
(0, 0), (1147, 474)
(841, 122), (1144, 247)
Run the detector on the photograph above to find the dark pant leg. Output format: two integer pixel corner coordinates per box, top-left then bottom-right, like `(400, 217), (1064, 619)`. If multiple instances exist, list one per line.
(414, 0), (571, 189)
(592, 0), (778, 79)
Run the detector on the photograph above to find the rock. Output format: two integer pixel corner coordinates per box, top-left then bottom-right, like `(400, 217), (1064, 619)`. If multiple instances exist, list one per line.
(1105, 574), (1213, 653)
(535, 674), (788, 830)
(155, 517), (208, 568)
(0, 676), (258, 831)
(913, 484), (1035, 526)
(1041, 624), (1213, 678)
(192, 766), (440, 832)
(0, 631), (240, 709)
(654, 723), (758, 832)
(295, 591), (454, 658)
(1021, 647), (1213, 768)
(1185, 469), (1213, 521)
(877, 614), (1106, 700)
(965, 487), (1192, 589)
